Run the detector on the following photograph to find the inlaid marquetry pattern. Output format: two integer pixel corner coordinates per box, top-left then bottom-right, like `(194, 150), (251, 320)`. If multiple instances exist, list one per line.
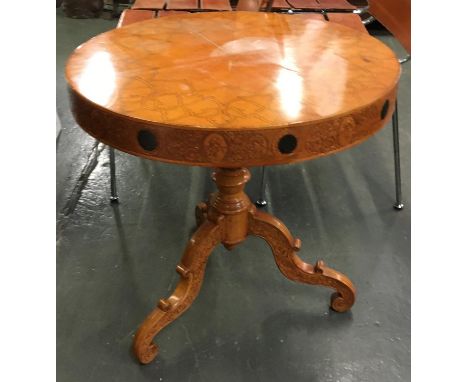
(66, 12), (400, 167)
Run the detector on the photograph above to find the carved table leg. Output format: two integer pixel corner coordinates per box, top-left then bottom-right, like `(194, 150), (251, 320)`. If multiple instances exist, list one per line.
(133, 220), (222, 364)
(248, 210), (356, 312)
(133, 167), (355, 365)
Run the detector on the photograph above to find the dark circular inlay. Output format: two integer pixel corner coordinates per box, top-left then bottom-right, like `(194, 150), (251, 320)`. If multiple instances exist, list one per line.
(137, 130), (157, 151)
(381, 100), (390, 120)
(278, 134), (297, 154)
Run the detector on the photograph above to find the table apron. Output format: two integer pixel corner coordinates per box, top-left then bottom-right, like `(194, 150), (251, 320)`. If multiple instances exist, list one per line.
(69, 86), (398, 167)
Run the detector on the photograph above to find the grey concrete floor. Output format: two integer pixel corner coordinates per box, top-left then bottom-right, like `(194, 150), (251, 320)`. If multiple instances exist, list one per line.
(56, 9), (410, 382)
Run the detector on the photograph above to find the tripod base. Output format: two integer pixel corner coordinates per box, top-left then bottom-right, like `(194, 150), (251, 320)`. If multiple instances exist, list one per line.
(133, 168), (356, 364)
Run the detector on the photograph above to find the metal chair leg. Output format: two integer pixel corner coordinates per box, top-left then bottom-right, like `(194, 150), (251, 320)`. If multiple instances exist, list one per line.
(392, 101), (404, 210)
(252, 109), (405, 211)
(255, 166), (268, 207)
(362, 15), (375, 25)
(109, 146), (119, 203)
(398, 55), (411, 64)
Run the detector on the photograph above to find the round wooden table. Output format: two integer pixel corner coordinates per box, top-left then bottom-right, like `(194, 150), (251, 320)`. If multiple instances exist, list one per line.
(66, 11), (400, 364)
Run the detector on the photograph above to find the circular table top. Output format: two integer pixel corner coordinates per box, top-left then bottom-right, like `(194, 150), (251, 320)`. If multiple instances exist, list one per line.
(66, 11), (400, 167)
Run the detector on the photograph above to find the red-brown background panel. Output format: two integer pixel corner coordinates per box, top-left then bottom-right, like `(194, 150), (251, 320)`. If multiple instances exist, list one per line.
(317, 0), (356, 10)
(132, 0), (167, 9)
(166, 0), (200, 10)
(327, 13), (366, 33)
(201, 0), (232, 10)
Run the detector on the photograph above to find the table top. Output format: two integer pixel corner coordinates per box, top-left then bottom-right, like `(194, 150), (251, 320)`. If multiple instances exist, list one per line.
(66, 11), (400, 167)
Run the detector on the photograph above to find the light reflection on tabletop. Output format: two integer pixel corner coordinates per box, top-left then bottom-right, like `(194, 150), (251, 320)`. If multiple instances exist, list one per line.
(76, 50), (117, 106)
(66, 11), (400, 130)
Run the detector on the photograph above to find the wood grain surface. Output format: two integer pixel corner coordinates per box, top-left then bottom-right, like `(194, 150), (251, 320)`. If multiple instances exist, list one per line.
(66, 11), (400, 167)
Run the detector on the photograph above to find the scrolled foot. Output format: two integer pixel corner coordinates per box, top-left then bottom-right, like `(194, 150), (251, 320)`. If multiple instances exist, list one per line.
(312, 259), (355, 312)
(134, 341), (159, 365)
(249, 210), (356, 312)
(330, 292), (351, 313)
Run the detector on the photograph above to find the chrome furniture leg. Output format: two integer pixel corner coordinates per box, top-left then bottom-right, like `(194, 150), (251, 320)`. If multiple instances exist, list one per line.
(362, 15), (375, 25)
(255, 166), (268, 207)
(392, 100), (404, 210)
(109, 146), (119, 203)
(398, 55), (411, 64)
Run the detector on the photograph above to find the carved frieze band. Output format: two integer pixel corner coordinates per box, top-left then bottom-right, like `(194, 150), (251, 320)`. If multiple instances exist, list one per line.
(70, 87), (397, 167)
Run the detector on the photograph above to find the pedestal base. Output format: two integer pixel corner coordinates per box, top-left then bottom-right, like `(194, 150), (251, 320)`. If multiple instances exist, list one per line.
(133, 168), (356, 364)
